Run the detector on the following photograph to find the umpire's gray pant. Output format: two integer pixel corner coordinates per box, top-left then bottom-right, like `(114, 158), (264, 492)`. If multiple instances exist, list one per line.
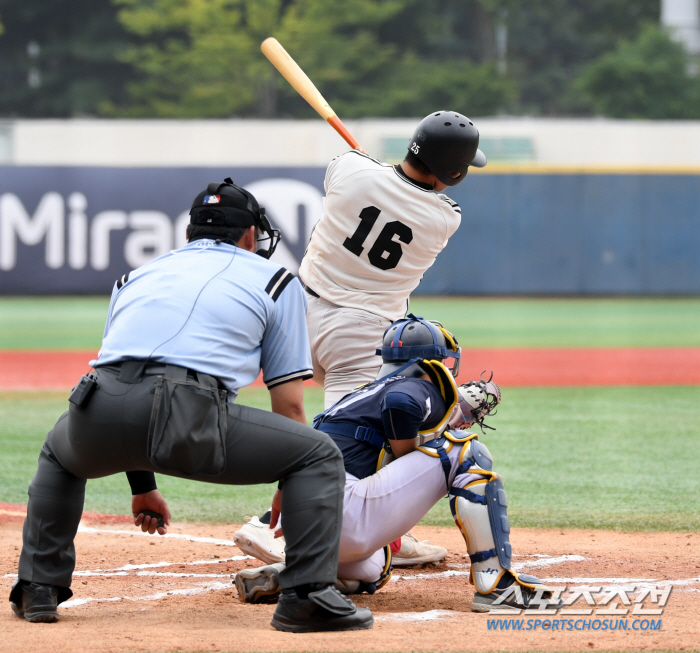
(18, 364), (345, 593)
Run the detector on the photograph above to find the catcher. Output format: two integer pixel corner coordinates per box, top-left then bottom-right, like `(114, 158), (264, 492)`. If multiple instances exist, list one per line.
(235, 315), (559, 612)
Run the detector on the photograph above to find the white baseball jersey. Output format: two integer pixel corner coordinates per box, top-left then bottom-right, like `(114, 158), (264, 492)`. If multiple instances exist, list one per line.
(299, 150), (462, 322)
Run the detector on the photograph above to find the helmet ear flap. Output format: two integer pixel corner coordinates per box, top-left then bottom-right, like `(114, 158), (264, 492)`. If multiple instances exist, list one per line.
(432, 323), (460, 378)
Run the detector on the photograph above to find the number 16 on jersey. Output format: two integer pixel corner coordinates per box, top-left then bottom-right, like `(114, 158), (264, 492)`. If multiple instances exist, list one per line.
(342, 206), (414, 271)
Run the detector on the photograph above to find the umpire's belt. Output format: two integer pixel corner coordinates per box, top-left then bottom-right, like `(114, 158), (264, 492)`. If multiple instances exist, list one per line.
(98, 360), (222, 388)
(316, 421), (385, 450)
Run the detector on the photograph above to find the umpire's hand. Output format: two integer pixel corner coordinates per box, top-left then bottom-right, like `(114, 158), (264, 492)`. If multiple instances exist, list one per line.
(132, 489), (171, 535)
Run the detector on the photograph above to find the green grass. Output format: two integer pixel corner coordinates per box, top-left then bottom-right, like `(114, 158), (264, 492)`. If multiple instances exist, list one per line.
(0, 297), (108, 350)
(2, 386), (698, 531)
(2, 296), (700, 349)
(410, 296), (700, 348)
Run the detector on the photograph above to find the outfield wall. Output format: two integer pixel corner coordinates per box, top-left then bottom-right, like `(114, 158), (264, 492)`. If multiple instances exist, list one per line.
(0, 165), (699, 295)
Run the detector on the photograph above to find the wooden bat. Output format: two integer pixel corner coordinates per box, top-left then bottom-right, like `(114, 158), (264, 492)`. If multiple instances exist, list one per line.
(261, 37), (364, 152)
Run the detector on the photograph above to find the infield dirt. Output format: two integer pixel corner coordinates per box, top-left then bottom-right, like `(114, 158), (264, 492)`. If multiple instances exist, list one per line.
(1, 507), (698, 653)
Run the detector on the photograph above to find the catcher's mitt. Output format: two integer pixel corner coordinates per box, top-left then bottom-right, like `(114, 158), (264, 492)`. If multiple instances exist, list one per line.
(447, 373), (501, 431)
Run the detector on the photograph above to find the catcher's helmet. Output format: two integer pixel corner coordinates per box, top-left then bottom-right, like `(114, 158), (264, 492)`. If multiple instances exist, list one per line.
(376, 313), (461, 378)
(189, 178), (280, 259)
(408, 111), (486, 187)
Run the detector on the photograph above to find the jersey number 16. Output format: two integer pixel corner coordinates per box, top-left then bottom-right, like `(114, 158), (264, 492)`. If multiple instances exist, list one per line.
(342, 206), (413, 271)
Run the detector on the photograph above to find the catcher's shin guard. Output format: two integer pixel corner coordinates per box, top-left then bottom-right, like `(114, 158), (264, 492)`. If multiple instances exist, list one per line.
(448, 437), (514, 594)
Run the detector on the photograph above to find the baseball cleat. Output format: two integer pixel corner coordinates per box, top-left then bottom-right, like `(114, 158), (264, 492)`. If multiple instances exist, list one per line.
(234, 563), (284, 603)
(471, 572), (563, 613)
(233, 515), (285, 564)
(392, 532), (447, 567)
(271, 585), (373, 633)
(9, 579), (61, 623)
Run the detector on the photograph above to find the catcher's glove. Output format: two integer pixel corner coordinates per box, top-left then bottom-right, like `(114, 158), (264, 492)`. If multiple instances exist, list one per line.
(447, 373), (501, 431)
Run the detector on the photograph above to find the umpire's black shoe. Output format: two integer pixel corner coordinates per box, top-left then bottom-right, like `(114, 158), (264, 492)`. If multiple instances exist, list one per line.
(271, 584), (373, 633)
(9, 578), (70, 623)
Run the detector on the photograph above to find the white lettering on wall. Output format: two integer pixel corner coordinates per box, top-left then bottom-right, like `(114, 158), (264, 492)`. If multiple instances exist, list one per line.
(90, 210), (128, 271)
(125, 211), (173, 268)
(0, 192), (64, 270)
(0, 179), (324, 276)
(174, 211), (190, 250)
(68, 192), (88, 270)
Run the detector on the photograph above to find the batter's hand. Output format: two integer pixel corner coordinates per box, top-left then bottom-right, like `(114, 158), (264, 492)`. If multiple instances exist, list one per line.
(269, 488), (284, 538)
(132, 489), (171, 535)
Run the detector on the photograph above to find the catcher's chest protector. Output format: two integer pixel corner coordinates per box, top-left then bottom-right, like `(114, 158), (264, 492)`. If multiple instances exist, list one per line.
(314, 358), (459, 474)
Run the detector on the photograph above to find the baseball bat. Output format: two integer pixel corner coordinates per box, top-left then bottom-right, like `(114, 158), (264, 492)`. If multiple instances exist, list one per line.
(261, 37), (364, 152)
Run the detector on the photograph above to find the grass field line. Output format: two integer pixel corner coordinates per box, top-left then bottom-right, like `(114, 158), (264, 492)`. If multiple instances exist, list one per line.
(3, 347), (700, 388)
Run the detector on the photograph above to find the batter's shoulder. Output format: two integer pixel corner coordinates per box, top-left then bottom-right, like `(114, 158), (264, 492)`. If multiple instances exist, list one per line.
(328, 149), (392, 181)
(436, 193), (461, 215)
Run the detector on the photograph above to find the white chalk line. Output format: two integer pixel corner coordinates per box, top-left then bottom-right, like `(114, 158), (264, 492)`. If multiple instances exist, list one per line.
(62, 581), (231, 609)
(376, 609), (457, 622)
(513, 554), (587, 571)
(395, 555), (586, 582)
(395, 554), (700, 593)
(542, 576), (700, 590)
(77, 523), (240, 546)
(19, 526), (253, 609)
(72, 571), (231, 579)
(3, 555), (253, 579)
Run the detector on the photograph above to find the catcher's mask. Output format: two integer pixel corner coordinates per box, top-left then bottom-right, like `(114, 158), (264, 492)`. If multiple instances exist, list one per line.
(189, 178), (281, 259)
(376, 313), (461, 378)
(408, 111), (487, 187)
(447, 375), (501, 431)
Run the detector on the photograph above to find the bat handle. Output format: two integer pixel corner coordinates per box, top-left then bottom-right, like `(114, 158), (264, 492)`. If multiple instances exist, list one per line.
(327, 115), (365, 153)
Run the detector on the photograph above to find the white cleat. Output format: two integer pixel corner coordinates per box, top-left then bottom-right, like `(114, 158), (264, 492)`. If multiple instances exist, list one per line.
(392, 532), (448, 567)
(233, 516), (286, 564)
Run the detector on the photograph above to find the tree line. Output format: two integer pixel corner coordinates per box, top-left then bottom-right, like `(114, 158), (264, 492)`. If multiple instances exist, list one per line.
(1, 0), (699, 119)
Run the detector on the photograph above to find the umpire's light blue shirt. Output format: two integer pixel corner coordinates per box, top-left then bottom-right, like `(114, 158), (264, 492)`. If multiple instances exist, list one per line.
(93, 239), (313, 398)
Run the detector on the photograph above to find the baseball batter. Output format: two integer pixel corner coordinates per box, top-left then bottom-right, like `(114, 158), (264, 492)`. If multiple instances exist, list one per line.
(237, 116), (486, 567)
(235, 316), (561, 612)
(300, 110), (487, 409)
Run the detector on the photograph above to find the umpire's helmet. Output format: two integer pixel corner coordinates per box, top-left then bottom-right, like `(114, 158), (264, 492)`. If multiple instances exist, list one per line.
(408, 111), (486, 187)
(189, 178), (281, 259)
(376, 313), (461, 378)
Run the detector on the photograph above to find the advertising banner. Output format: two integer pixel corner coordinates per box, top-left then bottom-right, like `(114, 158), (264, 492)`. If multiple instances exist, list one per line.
(1, 166), (699, 294)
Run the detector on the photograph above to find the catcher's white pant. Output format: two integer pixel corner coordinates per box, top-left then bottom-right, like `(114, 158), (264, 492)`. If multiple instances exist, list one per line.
(306, 294), (392, 409)
(337, 442), (479, 584)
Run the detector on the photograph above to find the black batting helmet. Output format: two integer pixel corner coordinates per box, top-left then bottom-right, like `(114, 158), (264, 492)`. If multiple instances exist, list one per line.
(189, 178), (280, 259)
(408, 111), (486, 187)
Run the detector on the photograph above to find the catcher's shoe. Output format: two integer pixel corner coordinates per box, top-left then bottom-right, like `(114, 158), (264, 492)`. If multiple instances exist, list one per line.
(9, 579), (64, 623)
(271, 585), (373, 633)
(471, 572), (563, 613)
(392, 532), (447, 567)
(234, 563), (284, 603)
(233, 515), (285, 564)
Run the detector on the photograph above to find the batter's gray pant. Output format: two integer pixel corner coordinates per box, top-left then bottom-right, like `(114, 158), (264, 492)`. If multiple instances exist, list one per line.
(18, 364), (345, 593)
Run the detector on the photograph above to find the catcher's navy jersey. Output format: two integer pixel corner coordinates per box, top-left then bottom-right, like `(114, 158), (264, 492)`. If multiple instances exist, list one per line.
(318, 376), (447, 480)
